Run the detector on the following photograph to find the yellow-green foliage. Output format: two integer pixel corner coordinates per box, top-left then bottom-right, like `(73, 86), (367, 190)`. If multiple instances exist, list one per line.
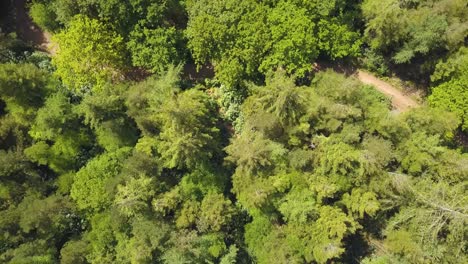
(52, 15), (125, 93)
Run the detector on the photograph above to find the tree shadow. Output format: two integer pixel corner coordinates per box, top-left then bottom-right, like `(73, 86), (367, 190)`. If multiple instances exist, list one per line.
(14, 0), (49, 50)
(313, 59), (359, 77)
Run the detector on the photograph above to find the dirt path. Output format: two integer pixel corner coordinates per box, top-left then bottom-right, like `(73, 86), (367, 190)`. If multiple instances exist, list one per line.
(13, 0), (420, 112)
(14, 0), (53, 53)
(356, 70), (419, 111)
(314, 62), (420, 112)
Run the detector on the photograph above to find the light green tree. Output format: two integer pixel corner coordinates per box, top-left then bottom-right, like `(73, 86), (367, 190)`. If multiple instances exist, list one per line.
(429, 75), (468, 132)
(114, 176), (155, 217)
(155, 89), (220, 169)
(127, 26), (184, 73)
(52, 15), (125, 93)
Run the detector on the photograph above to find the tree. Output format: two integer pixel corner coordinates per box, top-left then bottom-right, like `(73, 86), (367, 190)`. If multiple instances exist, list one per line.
(126, 69), (221, 169)
(25, 92), (92, 174)
(431, 47), (468, 84)
(60, 239), (89, 264)
(0, 239), (56, 264)
(186, 0), (361, 86)
(29, 92), (76, 141)
(115, 217), (169, 264)
(78, 83), (138, 151)
(396, 132), (445, 176)
(162, 230), (230, 263)
(317, 18), (361, 59)
(17, 194), (77, 240)
(375, 174), (468, 263)
(225, 132), (287, 174)
(0, 63), (53, 115)
(0, 150), (43, 209)
(33, 0), (187, 73)
(362, 0), (468, 79)
(70, 148), (131, 213)
(127, 26), (184, 73)
(125, 67), (180, 136)
(155, 89), (220, 169)
(114, 175), (155, 217)
(429, 72), (468, 133)
(29, 2), (60, 32)
(341, 188), (380, 219)
(2, 2), (468, 262)
(84, 212), (121, 263)
(243, 71), (308, 127)
(259, 1), (319, 76)
(197, 192), (235, 232)
(52, 15), (125, 93)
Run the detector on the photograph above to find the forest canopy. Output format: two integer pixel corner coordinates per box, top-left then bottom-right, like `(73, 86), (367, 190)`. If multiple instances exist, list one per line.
(0, 0), (467, 263)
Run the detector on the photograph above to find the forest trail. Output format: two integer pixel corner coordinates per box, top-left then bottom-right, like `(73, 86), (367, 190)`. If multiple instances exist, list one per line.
(314, 62), (420, 112)
(356, 70), (419, 112)
(13, 0), (420, 112)
(14, 0), (53, 53)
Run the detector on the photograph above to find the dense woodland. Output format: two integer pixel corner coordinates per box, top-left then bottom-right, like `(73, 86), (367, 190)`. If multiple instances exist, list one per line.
(0, 0), (467, 263)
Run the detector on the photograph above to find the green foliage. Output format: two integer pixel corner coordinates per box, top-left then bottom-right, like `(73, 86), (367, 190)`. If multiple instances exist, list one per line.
(186, 0), (361, 85)
(342, 188), (380, 218)
(70, 148), (131, 213)
(1, 239), (56, 264)
(362, 0), (468, 77)
(219, 245), (239, 264)
(0, 63), (53, 111)
(313, 139), (364, 186)
(397, 132), (445, 176)
(29, 92), (75, 141)
(1, 2), (467, 263)
(431, 47), (468, 84)
(246, 71), (308, 127)
(318, 18), (362, 59)
(0, 150), (43, 210)
(125, 67), (180, 136)
(428, 46), (468, 132)
(35, 0), (187, 74)
(127, 26), (184, 73)
(429, 75), (468, 132)
(155, 89), (220, 169)
(60, 239), (88, 264)
(29, 2), (60, 32)
(25, 92), (93, 174)
(380, 175), (468, 263)
(17, 194), (75, 239)
(362, 49), (389, 76)
(84, 212), (120, 263)
(225, 132), (287, 174)
(114, 175), (155, 217)
(78, 83), (138, 151)
(115, 217), (169, 264)
(25, 132), (90, 174)
(305, 206), (357, 263)
(403, 107), (460, 139)
(52, 15), (125, 93)
(162, 230), (229, 263)
(197, 192), (235, 232)
(0, 33), (30, 64)
(259, 1), (319, 76)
